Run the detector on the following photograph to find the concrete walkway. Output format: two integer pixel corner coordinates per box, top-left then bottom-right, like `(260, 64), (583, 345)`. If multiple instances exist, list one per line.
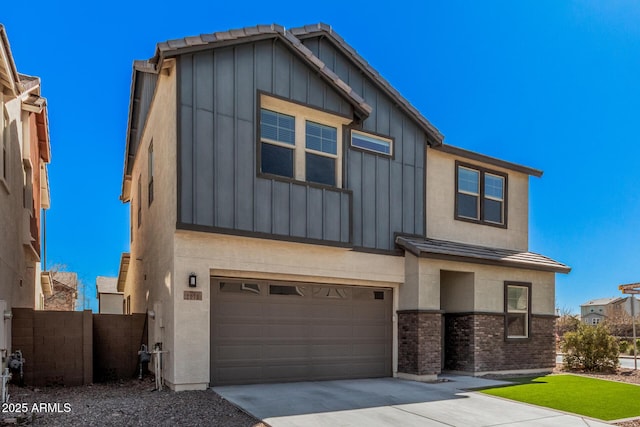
(214, 375), (612, 426)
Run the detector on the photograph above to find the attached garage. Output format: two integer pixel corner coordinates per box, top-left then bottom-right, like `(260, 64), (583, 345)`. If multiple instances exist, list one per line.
(210, 278), (393, 386)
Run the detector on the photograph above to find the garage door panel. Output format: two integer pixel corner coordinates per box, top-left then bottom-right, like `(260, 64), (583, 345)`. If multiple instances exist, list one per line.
(308, 304), (352, 319)
(310, 324), (355, 338)
(213, 324), (264, 338)
(353, 324), (389, 338)
(216, 344), (263, 361)
(308, 343), (353, 357)
(262, 302), (310, 317)
(211, 280), (392, 386)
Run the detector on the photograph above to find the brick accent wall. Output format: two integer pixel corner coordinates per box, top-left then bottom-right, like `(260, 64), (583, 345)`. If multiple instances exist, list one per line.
(444, 313), (556, 373)
(397, 311), (442, 376)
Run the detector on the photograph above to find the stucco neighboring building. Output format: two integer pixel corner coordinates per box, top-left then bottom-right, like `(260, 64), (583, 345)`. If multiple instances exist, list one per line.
(581, 296), (640, 325)
(96, 276), (123, 314)
(44, 272), (78, 311)
(0, 24), (51, 360)
(118, 23), (570, 390)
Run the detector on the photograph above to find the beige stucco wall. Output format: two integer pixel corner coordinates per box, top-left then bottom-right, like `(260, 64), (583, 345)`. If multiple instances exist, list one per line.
(172, 231), (404, 390)
(402, 253), (555, 315)
(99, 294), (124, 314)
(0, 92), (41, 313)
(426, 148), (529, 251)
(123, 64), (178, 386)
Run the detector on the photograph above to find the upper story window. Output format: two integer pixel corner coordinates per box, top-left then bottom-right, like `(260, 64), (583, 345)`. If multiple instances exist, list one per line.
(455, 161), (507, 227)
(137, 176), (142, 228)
(305, 121), (337, 186)
(148, 141), (154, 206)
(258, 94), (351, 188)
(350, 130), (393, 156)
(505, 282), (530, 339)
(1, 107), (8, 186)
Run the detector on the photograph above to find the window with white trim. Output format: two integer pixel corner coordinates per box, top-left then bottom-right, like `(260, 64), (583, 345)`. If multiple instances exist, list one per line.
(506, 283), (530, 338)
(259, 94), (351, 187)
(351, 130), (392, 156)
(456, 162), (507, 226)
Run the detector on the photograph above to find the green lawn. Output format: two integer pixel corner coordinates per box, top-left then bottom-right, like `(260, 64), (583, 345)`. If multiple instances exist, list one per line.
(479, 374), (640, 421)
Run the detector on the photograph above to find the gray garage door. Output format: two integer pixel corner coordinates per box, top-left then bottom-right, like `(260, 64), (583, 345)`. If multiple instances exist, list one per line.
(210, 278), (392, 386)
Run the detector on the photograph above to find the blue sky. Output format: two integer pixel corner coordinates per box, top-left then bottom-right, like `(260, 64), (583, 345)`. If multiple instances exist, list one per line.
(3, 1), (639, 313)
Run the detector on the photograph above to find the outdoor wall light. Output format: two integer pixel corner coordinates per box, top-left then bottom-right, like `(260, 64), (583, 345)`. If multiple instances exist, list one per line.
(188, 273), (197, 288)
(148, 310), (156, 319)
(3, 311), (12, 320)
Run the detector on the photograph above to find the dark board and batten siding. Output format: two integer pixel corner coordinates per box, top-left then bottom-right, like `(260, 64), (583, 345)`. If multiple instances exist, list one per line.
(178, 37), (426, 251)
(178, 39), (352, 244)
(302, 37), (426, 250)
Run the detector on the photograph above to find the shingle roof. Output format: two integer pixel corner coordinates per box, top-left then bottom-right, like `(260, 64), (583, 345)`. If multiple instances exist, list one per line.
(96, 276), (119, 294)
(581, 297), (622, 307)
(151, 24), (372, 119)
(396, 236), (571, 274)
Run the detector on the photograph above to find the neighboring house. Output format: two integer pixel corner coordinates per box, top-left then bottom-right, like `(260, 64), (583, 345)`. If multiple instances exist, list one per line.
(44, 272), (78, 311)
(96, 276), (123, 314)
(118, 23), (570, 390)
(0, 24), (51, 356)
(581, 296), (640, 325)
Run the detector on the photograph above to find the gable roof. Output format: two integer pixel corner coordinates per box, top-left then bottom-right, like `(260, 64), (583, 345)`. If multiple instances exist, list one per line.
(290, 23), (444, 147)
(122, 23), (379, 200)
(0, 25), (20, 97)
(581, 297), (623, 307)
(396, 236), (571, 274)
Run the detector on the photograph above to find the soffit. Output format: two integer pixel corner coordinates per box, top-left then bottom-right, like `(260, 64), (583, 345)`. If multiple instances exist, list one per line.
(117, 253), (130, 293)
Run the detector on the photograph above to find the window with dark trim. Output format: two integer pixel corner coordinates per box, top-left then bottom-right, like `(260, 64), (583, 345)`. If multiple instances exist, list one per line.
(148, 141), (154, 206)
(505, 282), (530, 339)
(350, 130), (393, 156)
(137, 176), (142, 228)
(455, 161), (507, 227)
(1, 109), (8, 185)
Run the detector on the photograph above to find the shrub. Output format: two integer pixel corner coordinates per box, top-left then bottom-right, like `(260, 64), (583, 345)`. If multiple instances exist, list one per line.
(562, 323), (619, 372)
(619, 340), (629, 354)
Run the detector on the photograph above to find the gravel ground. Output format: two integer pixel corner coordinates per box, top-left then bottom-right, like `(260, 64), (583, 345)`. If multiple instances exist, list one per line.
(1, 367), (638, 426)
(0, 378), (266, 427)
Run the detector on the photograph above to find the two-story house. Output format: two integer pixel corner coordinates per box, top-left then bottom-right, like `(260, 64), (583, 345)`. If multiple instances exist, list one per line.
(118, 23), (570, 390)
(581, 296), (640, 325)
(0, 24), (52, 358)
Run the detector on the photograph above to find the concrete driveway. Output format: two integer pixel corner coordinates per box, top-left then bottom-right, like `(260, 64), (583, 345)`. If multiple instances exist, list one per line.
(214, 375), (612, 427)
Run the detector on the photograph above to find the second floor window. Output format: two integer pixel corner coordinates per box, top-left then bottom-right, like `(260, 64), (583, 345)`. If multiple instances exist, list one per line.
(455, 162), (507, 227)
(258, 94), (350, 188)
(148, 141), (154, 206)
(1, 109), (8, 184)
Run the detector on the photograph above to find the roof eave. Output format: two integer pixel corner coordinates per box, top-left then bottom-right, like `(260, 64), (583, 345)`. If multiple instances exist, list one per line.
(412, 251), (572, 274)
(290, 23), (444, 146)
(152, 27), (372, 121)
(434, 144), (543, 177)
(395, 236), (571, 274)
(0, 25), (21, 97)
